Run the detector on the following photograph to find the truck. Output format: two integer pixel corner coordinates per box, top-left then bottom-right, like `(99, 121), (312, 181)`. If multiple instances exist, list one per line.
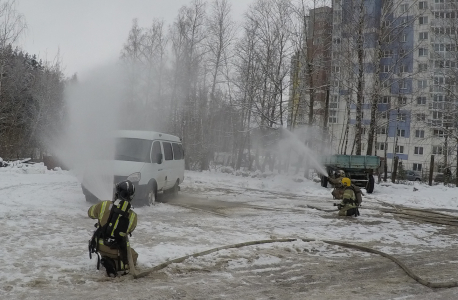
(320, 155), (381, 193)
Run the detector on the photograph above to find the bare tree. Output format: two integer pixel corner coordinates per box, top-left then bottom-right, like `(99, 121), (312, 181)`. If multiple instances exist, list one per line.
(428, 0), (458, 184)
(0, 0), (25, 97)
(201, 0), (236, 169)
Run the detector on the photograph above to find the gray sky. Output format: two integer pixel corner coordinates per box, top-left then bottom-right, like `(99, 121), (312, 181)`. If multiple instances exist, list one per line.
(16, 0), (250, 79)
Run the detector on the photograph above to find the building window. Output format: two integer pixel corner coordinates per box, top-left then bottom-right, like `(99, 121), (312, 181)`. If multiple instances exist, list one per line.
(433, 94), (444, 102)
(419, 32), (428, 40)
(400, 79), (407, 89)
(418, 80), (427, 89)
(432, 102), (444, 110)
(382, 50), (393, 58)
(399, 65), (407, 73)
(398, 113), (407, 121)
(414, 147), (424, 155)
(417, 97), (426, 105)
(418, 63), (428, 72)
(329, 110), (337, 123)
(401, 34), (407, 43)
(432, 111), (443, 119)
(381, 96), (390, 104)
(382, 65), (390, 73)
(446, 44), (456, 52)
(395, 145), (405, 153)
(416, 113), (426, 121)
(383, 35), (393, 43)
(382, 79), (390, 88)
(399, 49), (406, 57)
(432, 146), (443, 155)
(419, 16), (428, 25)
(381, 111), (388, 119)
(377, 142), (387, 150)
(434, 77), (444, 85)
(413, 163), (422, 171)
(400, 3), (408, 13)
(437, 164), (445, 173)
(433, 129), (445, 137)
(398, 97), (407, 105)
(434, 43), (445, 52)
(415, 129), (425, 138)
(397, 129), (406, 137)
(377, 127), (387, 134)
(419, 48), (428, 56)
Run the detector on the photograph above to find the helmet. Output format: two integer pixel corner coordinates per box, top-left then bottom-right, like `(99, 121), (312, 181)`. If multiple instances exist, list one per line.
(115, 180), (135, 201)
(339, 170), (346, 177)
(341, 177), (351, 187)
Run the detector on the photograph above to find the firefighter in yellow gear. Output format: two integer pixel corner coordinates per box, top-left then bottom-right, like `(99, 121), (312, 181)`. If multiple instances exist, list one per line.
(88, 180), (138, 276)
(328, 170), (346, 199)
(337, 178), (361, 217)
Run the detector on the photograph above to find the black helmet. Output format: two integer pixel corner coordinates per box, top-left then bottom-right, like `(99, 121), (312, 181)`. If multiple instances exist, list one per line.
(115, 180), (135, 201)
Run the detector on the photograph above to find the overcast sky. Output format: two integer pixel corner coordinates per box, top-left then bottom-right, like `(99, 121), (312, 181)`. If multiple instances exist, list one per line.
(16, 0), (250, 79)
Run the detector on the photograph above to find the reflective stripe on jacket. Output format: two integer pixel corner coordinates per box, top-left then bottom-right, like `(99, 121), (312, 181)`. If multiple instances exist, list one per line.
(87, 200), (138, 234)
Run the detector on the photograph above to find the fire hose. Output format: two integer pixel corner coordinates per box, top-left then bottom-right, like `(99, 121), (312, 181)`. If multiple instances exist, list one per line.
(126, 237), (458, 288)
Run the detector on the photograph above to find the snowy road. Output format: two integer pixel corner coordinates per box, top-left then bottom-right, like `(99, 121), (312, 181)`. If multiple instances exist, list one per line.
(2, 164), (458, 299)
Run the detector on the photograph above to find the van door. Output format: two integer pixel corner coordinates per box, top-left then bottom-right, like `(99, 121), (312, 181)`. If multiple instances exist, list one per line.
(150, 140), (166, 191)
(161, 141), (175, 189)
(172, 142), (185, 184)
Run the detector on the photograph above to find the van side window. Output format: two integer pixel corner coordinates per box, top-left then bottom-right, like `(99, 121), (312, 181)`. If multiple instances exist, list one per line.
(172, 143), (183, 160)
(151, 141), (162, 163)
(162, 142), (173, 161)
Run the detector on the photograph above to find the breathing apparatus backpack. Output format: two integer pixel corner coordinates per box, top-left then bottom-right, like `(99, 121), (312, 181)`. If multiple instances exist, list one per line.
(88, 199), (132, 276)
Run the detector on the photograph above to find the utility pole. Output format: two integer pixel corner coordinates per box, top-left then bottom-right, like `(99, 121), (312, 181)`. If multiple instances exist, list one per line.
(444, 125), (449, 185)
(456, 139), (458, 187)
(429, 155), (435, 186)
(392, 156), (399, 183)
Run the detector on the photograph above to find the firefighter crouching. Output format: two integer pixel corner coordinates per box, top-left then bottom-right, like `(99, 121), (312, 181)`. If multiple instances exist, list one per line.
(88, 180), (139, 277)
(335, 177), (362, 217)
(328, 170), (346, 199)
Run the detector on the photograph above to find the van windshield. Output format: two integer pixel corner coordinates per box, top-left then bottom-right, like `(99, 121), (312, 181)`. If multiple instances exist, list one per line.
(115, 138), (152, 163)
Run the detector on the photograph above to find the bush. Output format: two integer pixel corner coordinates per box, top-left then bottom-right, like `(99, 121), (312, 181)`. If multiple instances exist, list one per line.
(220, 166), (234, 174)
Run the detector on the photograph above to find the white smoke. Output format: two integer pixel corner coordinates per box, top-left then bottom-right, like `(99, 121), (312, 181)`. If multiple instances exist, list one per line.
(55, 64), (126, 200)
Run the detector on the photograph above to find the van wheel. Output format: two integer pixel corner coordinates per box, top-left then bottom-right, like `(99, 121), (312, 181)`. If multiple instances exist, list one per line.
(147, 185), (157, 206)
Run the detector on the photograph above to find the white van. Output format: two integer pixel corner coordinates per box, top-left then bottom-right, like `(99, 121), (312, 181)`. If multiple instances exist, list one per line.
(81, 130), (185, 206)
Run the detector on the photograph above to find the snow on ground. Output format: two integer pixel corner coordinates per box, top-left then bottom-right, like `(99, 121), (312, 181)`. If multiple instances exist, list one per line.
(184, 169), (458, 210)
(1, 162), (458, 299)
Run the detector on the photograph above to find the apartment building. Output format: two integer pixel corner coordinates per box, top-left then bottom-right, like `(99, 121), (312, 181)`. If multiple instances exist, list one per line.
(289, 6), (333, 130)
(328, 0), (458, 173)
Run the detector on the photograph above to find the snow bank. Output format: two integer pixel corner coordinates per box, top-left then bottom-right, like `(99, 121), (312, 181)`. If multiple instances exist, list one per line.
(0, 160), (67, 175)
